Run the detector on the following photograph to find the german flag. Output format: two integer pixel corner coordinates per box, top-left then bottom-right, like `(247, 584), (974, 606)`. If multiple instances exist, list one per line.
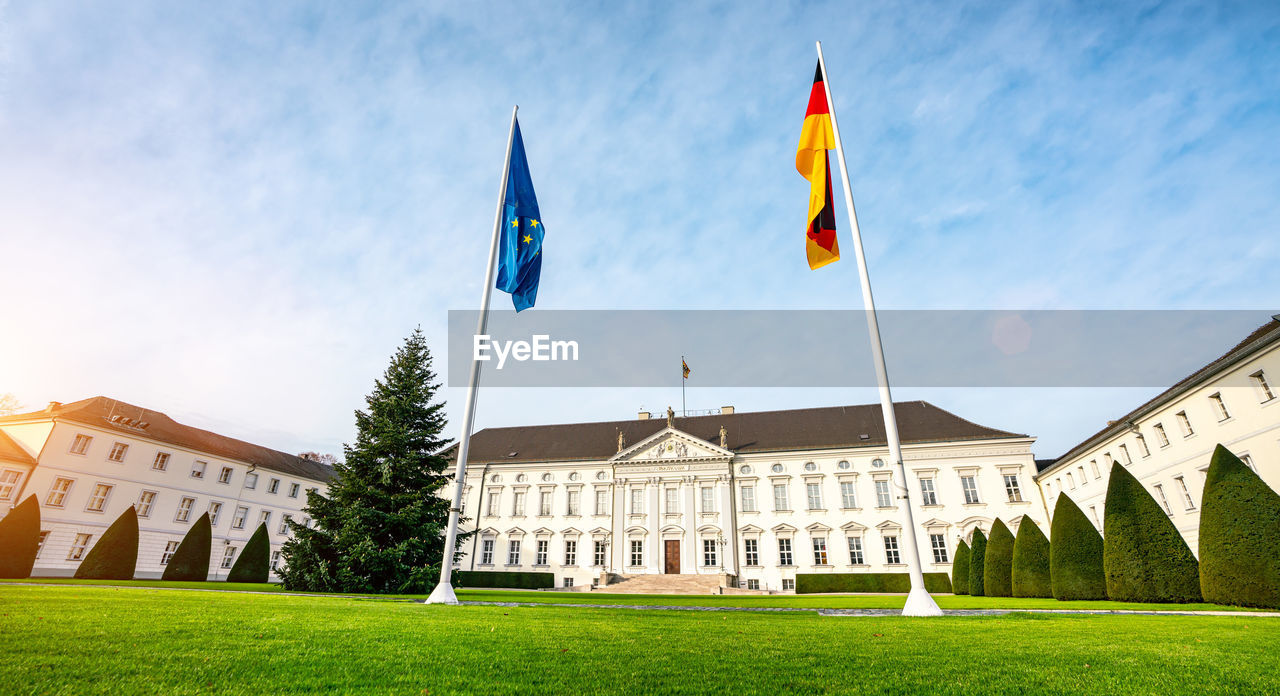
(796, 61), (840, 270)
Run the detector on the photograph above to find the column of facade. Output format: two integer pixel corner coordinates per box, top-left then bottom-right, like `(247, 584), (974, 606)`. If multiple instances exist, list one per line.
(612, 479), (625, 572)
(719, 474), (736, 574)
(647, 477), (661, 573)
(682, 475), (697, 573)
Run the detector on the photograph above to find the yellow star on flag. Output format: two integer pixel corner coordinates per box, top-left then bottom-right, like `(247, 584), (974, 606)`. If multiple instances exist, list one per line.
(522, 234), (532, 243)
(510, 219), (518, 227)
(530, 219), (539, 227)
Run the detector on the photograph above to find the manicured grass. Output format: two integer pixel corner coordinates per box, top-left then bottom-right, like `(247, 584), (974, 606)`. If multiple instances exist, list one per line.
(1, 585), (1277, 695)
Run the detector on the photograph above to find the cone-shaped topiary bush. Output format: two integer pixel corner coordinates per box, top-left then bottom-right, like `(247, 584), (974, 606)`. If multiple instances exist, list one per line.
(74, 506), (138, 580)
(1050, 493), (1106, 600)
(984, 519), (1015, 597)
(951, 540), (970, 595)
(1199, 444), (1280, 608)
(1012, 517), (1052, 598)
(968, 528), (987, 597)
(227, 523), (271, 583)
(1103, 463), (1201, 602)
(0, 495), (41, 578)
(162, 512), (212, 581)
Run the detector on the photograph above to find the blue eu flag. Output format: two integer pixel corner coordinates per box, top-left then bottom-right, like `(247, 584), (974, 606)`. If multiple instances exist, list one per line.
(495, 119), (543, 312)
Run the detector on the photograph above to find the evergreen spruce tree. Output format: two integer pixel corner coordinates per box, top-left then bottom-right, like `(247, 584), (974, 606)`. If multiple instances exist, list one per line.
(1103, 463), (1201, 602)
(227, 523), (272, 583)
(74, 506), (138, 580)
(1199, 445), (1280, 608)
(162, 512), (212, 581)
(279, 328), (462, 594)
(0, 495), (41, 578)
(951, 540), (970, 595)
(1049, 493), (1106, 600)
(1011, 517), (1052, 598)
(968, 528), (988, 597)
(983, 519), (1015, 597)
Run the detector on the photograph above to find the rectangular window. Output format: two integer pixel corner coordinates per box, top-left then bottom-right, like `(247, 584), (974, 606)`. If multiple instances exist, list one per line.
(70, 434), (93, 455)
(1176, 476), (1195, 510)
(1253, 370), (1275, 401)
(746, 579), (760, 591)
(208, 501), (223, 526)
(160, 540), (179, 565)
(107, 442), (129, 462)
(919, 478), (937, 506)
(288, 483), (300, 498)
(629, 488), (643, 514)
(539, 491), (552, 516)
(152, 452), (170, 471)
(1154, 423), (1169, 447)
(271, 551), (281, 572)
(244, 472), (259, 490)
(259, 510), (272, 526)
(876, 480), (893, 508)
(703, 538), (718, 567)
(480, 539), (494, 565)
(883, 535), (901, 565)
(960, 476), (980, 505)
(595, 489), (608, 515)
(629, 540), (643, 567)
(565, 539), (577, 565)
(1089, 505), (1101, 527)
(740, 485), (757, 512)
(806, 483), (822, 510)
(232, 505), (248, 529)
(1136, 434), (1150, 457)
(782, 578), (795, 591)
(1089, 460), (1100, 479)
(268, 478), (280, 494)
(221, 546), (237, 569)
(0, 470), (21, 501)
(36, 531), (48, 558)
(665, 488), (679, 514)
(847, 536), (864, 565)
(486, 491), (499, 516)
(176, 496), (195, 522)
(1118, 444), (1132, 464)
(778, 538), (793, 566)
(930, 533), (949, 563)
(1003, 474), (1023, 502)
(1209, 393), (1231, 421)
(535, 539), (548, 565)
(1077, 466), (1088, 485)
(218, 467), (233, 484)
(563, 577), (574, 588)
(85, 483), (112, 512)
(68, 533), (92, 561)
(567, 489), (581, 515)
(279, 514), (292, 535)
(840, 481), (858, 508)
(1104, 452), (1114, 467)
(1066, 472), (1076, 490)
(191, 461), (207, 479)
(1242, 453), (1256, 471)
(507, 540), (522, 565)
(513, 491), (526, 516)
(1153, 484), (1173, 515)
(773, 483), (789, 511)
(811, 537), (827, 565)
(47, 477), (74, 507)
(701, 487), (715, 513)
(1176, 411), (1193, 437)
(744, 539), (759, 566)
(136, 490), (156, 517)
(593, 540), (607, 566)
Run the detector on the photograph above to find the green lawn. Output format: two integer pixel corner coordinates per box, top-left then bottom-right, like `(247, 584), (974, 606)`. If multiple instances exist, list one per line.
(2, 587), (1279, 695)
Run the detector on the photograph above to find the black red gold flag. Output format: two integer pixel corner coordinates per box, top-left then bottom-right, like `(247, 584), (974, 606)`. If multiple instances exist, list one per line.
(796, 62), (840, 269)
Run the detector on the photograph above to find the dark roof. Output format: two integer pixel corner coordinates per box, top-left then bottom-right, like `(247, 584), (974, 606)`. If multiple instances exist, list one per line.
(0, 397), (333, 482)
(1043, 315), (1280, 476)
(0, 431), (35, 466)
(453, 401), (1026, 466)
(1034, 458), (1058, 474)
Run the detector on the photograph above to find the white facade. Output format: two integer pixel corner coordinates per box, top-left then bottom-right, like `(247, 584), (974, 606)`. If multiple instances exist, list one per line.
(1036, 318), (1280, 553)
(448, 407), (1046, 593)
(0, 399), (331, 580)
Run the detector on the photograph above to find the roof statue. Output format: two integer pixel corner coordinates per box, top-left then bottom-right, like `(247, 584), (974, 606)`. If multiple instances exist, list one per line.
(667, 406), (675, 428)
(617, 429), (625, 453)
(720, 425), (728, 449)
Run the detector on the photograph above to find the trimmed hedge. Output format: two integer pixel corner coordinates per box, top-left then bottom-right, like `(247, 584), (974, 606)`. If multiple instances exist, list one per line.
(162, 512), (212, 581)
(0, 495), (41, 579)
(74, 506), (138, 580)
(227, 523), (271, 583)
(1103, 463), (1201, 602)
(796, 572), (953, 594)
(983, 519), (1014, 597)
(951, 540), (970, 595)
(453, 570), (554, 590)
(968, 528), (987, 597)
(1050, 493), (1106, 600)
(1012, 517), (1052, 598)
(1199, 444), (1280, 608)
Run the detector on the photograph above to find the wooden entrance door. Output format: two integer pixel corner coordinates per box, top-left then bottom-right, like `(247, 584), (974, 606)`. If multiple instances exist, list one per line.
(664, 540), (680, 574)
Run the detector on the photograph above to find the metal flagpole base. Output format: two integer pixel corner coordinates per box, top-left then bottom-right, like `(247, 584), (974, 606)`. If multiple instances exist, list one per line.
(901, 587), (943, 617)
(425, 581), (460, 605)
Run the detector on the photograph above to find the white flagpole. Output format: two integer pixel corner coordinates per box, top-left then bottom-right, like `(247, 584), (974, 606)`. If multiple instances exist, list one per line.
(816, 42), (942, 617)
(426, 105), (519, 605)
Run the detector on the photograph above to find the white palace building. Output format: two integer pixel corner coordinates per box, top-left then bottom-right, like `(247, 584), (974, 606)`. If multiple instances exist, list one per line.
(445, 401), (1047, 592)
(0, 397), (333, 580)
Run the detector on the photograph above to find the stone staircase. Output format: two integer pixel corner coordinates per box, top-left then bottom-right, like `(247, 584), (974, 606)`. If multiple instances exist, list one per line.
(594, 573), (730, 595)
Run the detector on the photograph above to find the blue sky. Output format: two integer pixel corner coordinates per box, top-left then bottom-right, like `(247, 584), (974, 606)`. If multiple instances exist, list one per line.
(1, 1), (1277, 459)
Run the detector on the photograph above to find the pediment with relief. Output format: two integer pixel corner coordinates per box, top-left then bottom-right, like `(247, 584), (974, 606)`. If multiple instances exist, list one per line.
(611, 427), (732, 463)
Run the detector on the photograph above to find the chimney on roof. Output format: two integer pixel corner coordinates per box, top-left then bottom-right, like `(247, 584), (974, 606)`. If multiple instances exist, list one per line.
(721, 406), (734, 414)
(638, 411), (650, 420)
(46, 401), (61, 412)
